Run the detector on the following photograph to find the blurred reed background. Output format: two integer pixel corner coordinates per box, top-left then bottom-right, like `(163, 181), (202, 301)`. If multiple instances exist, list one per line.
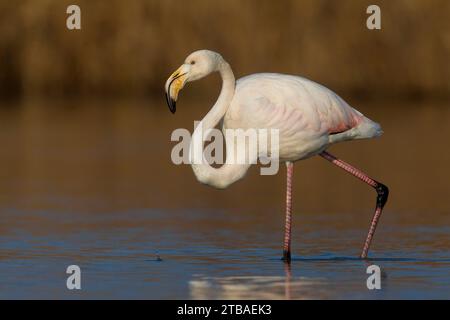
(0, 0), (449, 100)
(0, 0), (449, 216)
(2, 1), (450, 300)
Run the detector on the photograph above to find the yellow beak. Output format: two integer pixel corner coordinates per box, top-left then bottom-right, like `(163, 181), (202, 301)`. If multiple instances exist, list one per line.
(165, 65), (189, 114)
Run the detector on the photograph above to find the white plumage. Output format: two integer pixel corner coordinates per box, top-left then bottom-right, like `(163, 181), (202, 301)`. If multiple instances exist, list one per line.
(227, 73), (382, 161)
(165, 50), (382, 188)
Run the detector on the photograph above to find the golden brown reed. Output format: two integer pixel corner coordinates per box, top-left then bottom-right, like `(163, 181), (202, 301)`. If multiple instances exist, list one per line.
(0, 0), (449, 100)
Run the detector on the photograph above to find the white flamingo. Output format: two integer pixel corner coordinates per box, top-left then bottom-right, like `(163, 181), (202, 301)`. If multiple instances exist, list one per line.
(165, 50), (389, 261)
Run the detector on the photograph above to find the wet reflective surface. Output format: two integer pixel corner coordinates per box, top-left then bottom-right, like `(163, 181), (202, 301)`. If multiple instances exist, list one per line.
(0, 99), (449, 299)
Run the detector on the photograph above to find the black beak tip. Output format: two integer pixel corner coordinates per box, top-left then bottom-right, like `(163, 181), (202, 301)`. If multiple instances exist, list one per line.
(170, 101), (176, 114)
(165, 92), (176, 114)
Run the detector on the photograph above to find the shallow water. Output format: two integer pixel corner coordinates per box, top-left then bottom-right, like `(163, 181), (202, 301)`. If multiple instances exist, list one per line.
(0, 99), (449, 299)
(0, 209), (449, 299)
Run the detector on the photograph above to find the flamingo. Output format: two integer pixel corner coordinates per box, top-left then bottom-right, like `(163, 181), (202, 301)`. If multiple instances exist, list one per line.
(165, 50), (389, 261)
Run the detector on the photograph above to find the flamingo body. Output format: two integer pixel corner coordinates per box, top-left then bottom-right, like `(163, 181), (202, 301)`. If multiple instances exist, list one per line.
(225, 73), (382, 162)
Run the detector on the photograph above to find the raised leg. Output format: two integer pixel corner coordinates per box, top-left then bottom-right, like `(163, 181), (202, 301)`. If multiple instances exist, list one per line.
(319, 151), (389, 259)
(282, 161), (294, 262)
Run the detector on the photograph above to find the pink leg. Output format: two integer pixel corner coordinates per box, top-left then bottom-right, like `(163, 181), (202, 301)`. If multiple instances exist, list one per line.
(282, 162), (294, 262)
(319, 151), (389, 259)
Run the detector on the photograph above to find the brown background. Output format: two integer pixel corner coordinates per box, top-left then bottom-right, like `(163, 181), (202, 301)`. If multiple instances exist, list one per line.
(1, 0), (449, 99)
(0, 0), (449, 218)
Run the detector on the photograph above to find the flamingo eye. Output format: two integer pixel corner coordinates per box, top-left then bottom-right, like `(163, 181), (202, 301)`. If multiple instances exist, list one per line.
(190, 60), (196, 65)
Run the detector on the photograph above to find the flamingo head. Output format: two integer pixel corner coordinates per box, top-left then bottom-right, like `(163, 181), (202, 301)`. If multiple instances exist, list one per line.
(165, 50), (222, 113)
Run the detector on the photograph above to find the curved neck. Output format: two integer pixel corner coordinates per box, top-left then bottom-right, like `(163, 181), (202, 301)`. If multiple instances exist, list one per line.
(198, 61), (235, 129)
(190, 60), (251, 189)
